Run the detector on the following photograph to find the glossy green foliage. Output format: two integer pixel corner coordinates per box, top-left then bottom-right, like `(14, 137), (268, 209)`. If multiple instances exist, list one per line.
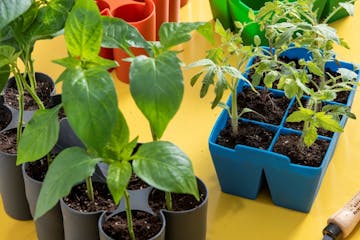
(0, 0), (32, 30)
(17, 105), (62, 165)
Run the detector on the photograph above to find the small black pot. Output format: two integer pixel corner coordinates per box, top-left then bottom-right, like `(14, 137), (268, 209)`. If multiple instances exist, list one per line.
(98, 187), (166, 240)
(0, 128), (32, 220)
(0, 99), (14, 132)
(159, 177), (208, 240)
(22, 163), (64, 240)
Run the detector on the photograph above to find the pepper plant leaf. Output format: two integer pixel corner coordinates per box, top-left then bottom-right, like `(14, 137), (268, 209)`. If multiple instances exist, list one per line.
(64, 0), (102, 60)
(17, 105), (62, 165)
(0, 65), (10, 92)
(101, 16), (151, 54)
(107, 161), (132, 204)
(62, 68), (118, 153)
(0, 0), (32, 30)
(159, 22), (206, 50)
(28, 0), (74, 41)
(130, 51), (183, 139)
(133, 141), (199, 200)
(34, 147), (100, 219)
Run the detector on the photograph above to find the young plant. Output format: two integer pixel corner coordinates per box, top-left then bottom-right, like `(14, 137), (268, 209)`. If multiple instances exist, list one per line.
(0, 0), (73, 144)
(187, 20), (258, 137)
(31, 1), (202, 239)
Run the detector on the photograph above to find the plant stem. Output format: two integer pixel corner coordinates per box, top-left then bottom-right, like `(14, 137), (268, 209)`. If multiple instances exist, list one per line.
(12, 68), (25, 145)
(85, 176), (94, 202)
(124, 190), (136, 240)
(231, 87), (238, 136)
(165, 192), (173, 210)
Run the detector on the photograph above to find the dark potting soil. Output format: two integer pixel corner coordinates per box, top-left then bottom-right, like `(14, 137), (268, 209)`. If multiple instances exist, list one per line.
(284, 100), (334, 137)
(24, 154), (58, 181)
(148, 188), (206, 213)
(217, 121), (275, 149)
(4, 77), (53, 110)
(102, 210), (163, 240)
(0, 128), (17, 154)
(127, 173), (149, 190)
(0, 106), (12, 131)
(63, 182), (116, 213)
(237, 88), (289, 125)
(273, 134), (329, 167)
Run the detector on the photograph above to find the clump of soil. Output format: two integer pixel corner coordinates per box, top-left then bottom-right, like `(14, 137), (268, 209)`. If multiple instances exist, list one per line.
(237, 88), (290, 125)
(0, 106), (12, 131)
(148, 188), (205, 213)
(4, 76), (53, 110)
(63, 182), (116, 212)
(273, 134), (329, 167)
(102, 210), (163, 240)
(0, 128), (17, 154)
(127, 173), (149, 190)
(25, 152), (58, 181)
(217, 121), (275, 150)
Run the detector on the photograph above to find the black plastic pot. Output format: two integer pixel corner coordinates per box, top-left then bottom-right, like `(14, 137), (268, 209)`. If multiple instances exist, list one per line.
(22, 163), (64, 240)
(158, 177), (208, 240)
(0, 128), (32, 220)
(3, 72), (56, 123)
(98, 187), (166, 240)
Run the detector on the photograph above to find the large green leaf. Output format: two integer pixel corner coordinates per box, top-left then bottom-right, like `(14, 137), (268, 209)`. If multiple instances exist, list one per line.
(133, 141), (199, 200)
(100, 110), (129, 160)
(62, 68), (118, 153)
(159, 22), (206, 49)
(0, 65), (10, 92)
(0, 0), (32, 30)
(0, 45), (18, 67)
(130, 52), (183, 139)
(28, 0), (74, 41)
(17, 105), (62, 165)
(101, 16), (151, 54)
(64, 0), (102, 60)
(34, 147), (100, 219)
(107, 161), (132, 204)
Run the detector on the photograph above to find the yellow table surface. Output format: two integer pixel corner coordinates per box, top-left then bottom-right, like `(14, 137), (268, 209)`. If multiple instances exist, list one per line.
(2, 1), (360, 239)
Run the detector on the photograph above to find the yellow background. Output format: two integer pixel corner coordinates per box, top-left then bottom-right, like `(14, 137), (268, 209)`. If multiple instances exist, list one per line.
(2, 0), (360, 239)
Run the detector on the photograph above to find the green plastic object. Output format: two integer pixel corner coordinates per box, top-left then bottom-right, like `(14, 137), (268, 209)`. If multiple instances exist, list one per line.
(209, 0), (233, 30)
(209, 0), (328, 46)
(321, 0), (352, 23)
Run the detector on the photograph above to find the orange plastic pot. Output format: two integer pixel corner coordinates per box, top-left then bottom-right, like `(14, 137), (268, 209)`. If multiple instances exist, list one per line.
(96, 1), (114, 61)
(180, 0), (189, 7)
(112, 0), (156, 83)
(152, 0), (169, 39)
(169, 0), (180, 22)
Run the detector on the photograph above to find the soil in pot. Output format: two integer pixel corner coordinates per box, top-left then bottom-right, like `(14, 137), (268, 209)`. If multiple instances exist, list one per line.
(102, 210), (163, 240)
(217, 121), (275, 149)
(128, 173), (149, 190)
(273, 134), (329, 167)
(24, 152), (59, 181)
(148, 189), (206, 213)
(0, 128), (17, 154)
(0, 105), (12, 131)
(63, 182), (116, 212)
(4, 75), (53, 110)
(237, 88), (290, 125)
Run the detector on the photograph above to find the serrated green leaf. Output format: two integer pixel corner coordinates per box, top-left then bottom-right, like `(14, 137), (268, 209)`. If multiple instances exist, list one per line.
(159, 22), (206, 49)
(284, 78), (298, 98)
(186, 59), (214, 68)
(314, 24), (339, 43)
(107, 161), (132, 204)
(248, 9), (256, 21)
(287, 108), (314, 122)
(214, 19), (226, 38)
(264, 71), (278, 88)
(200, 68), (215, 98)
(339, 2), (354, 16)
(303, 124), (318, 147)
(315, 112), (343, 132)
(337, 68), (357, 81)
(64, 0), (102, 59)
(133, 141), (199, 199)
(130, 51), (183, 139)
(190, 71), (203, 86)
(197, 21), (215, 45)
(0, 0), (32, 30)
(17, 105), (61, 165)
(254, 35), (261, 46)
(212, 69), (227, 108)
(34, 147), (100, 219)
(307, 61), (324, 77)
(62, 68), (118, 153)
